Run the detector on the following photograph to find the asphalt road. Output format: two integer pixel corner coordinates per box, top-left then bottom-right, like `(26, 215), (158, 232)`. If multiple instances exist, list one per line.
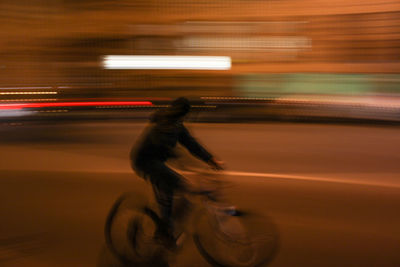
(0, 122), (399, 266)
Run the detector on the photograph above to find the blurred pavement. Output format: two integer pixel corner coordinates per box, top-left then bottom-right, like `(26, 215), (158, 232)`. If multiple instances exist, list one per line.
(0, 122), (399, 266)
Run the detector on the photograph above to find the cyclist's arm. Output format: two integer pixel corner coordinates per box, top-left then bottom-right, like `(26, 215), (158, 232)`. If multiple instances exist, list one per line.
(178, 125), (213, 163)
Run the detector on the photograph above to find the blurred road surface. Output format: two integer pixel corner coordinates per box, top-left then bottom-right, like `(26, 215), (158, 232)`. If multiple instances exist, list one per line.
(0, 122), (399, 266)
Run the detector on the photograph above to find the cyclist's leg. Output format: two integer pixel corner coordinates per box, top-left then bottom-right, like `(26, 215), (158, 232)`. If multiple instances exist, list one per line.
(148, 161), (183, 236)
(150, 177), (175, 230)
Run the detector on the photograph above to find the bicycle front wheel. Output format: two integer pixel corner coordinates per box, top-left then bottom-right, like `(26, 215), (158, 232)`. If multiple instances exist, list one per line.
(193, 211), (279, 267)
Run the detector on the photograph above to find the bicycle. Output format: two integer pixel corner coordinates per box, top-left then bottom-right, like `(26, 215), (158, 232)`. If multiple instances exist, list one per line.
(102, 163), (279, 267)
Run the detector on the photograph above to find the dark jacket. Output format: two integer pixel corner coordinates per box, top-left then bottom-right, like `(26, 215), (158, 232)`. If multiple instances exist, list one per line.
(130, 109), (212, 175)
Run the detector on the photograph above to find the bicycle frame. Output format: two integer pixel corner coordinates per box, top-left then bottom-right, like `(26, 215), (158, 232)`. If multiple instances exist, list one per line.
(104, 163), (279, 267)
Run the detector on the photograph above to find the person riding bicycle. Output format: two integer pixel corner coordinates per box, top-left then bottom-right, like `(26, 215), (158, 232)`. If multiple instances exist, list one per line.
(130, 97), (224, 248)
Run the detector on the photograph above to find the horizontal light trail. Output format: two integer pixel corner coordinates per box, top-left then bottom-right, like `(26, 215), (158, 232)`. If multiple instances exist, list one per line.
(177, 169), (400, 189)
(5, 165), (397, 189)
(0, 92), (58, 95)
(0, 101), (153, 110)
(202, 97), (272, 100)
(0, 99), (58, 102)
(223, 171), (400, 189)
(103, 55), (231, 70)
(0, 87), (52, 90)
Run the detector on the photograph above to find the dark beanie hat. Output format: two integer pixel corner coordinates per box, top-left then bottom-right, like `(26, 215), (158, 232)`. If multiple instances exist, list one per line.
(150, 97), (191, 123)
(170, 97), (191, 116)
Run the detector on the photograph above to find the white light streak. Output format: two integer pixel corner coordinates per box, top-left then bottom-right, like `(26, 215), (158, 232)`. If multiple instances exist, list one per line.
(103, 56), (231, 70)
(201, 97), (272, 100)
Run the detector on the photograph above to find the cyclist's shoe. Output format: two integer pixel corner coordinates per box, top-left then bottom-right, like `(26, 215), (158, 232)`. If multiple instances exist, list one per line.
(154, 228), (178, 251)
(174, 231), (186, 248)
(154, 226), (187, 252)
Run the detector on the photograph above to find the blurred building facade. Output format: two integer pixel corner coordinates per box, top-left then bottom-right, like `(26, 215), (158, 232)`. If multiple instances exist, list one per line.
(1, 0), (400, 99)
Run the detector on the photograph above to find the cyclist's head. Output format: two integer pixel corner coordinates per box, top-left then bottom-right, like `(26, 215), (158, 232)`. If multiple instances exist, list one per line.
(170, 97), (190, 118)
(151, 97), (191, 123)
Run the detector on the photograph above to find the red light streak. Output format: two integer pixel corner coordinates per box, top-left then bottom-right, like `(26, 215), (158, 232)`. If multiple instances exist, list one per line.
(0, 101), (153, 110)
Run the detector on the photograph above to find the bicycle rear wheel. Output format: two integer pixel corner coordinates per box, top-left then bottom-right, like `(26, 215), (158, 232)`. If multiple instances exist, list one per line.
(193, 210), (279, 267)
(104, 193), (165, 265)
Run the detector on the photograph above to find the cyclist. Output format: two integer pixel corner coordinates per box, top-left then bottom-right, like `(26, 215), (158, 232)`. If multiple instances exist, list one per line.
(130, 97), (224, 248)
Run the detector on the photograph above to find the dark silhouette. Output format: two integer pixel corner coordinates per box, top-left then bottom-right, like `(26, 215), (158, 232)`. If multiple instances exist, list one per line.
(130, 97), (223, 246)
